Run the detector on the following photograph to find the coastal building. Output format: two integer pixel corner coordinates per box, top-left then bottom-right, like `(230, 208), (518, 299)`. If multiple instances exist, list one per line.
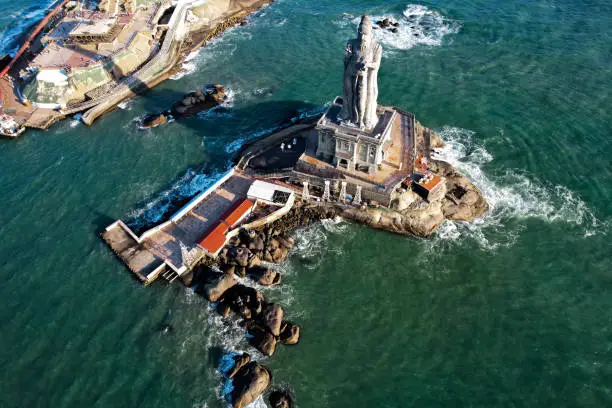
(103, 171), (295, 284)
(314, 15), (403, 176)
(316, 96), (397, 173)
(412, 173), (446, 202)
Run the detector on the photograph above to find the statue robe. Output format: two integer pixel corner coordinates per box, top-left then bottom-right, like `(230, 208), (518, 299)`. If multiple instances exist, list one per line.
(339, 38), (382, 130)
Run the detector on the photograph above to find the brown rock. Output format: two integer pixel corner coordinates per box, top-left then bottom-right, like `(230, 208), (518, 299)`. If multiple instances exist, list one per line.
(279, 321), (300, 345)
(227, 353), (251, 379)
(269, 390), (293, 408)
(141, 113), (168, 128)
(249, 325), (277, 356)
(204, 274), (238, 302)
(231, 362), (271, 408)
(261, 303), (284, 336)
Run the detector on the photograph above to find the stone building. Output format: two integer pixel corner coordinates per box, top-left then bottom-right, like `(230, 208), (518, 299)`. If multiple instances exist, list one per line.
(315, 96), (397, 173)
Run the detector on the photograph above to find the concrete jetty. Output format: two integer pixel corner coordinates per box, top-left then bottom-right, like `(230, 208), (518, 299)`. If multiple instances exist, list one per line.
(103, 168), (295, 285)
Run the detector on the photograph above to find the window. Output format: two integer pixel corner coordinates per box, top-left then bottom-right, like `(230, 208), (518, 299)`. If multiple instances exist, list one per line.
(344, 142), (349, 151)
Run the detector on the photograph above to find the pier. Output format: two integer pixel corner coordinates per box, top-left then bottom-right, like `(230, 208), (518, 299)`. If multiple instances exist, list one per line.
(103, 169), (295, 285)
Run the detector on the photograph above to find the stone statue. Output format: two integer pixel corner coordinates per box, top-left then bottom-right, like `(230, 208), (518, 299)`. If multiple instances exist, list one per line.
(339, 15), (383, 130)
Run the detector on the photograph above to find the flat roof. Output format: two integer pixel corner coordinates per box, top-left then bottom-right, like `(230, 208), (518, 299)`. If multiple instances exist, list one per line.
(417, 174), (442, 191)
(70, 19), (117, 36)
(247, 180), (292, 204)
(222, 198), (254, 228)
(197, 222), (229, 255)
(318, 96), (395, 140)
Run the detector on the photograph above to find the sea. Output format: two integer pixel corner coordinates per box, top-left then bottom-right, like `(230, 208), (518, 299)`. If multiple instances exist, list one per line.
(0, 0), (611, 407)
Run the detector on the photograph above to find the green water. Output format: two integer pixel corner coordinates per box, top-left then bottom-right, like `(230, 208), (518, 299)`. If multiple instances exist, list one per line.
(0, 1), (611, 407)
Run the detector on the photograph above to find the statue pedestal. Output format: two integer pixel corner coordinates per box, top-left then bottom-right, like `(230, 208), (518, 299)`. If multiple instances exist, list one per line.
(315, 97), (397, 174)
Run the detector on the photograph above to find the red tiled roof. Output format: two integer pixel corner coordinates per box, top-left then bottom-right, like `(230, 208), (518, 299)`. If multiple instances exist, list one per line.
(221, 198), (254, 228)
(418, 174), (442, 191)
(196, 221), (229, 255)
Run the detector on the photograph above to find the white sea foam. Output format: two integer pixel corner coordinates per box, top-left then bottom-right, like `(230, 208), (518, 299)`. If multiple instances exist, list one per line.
(117, 100), (132, 110)
(427, 126), (604, 249)
(336, 5), (460, 51)
(290, 217), (353, 270)
(127, 165), (232, 230)
(370, 5), (461, 50)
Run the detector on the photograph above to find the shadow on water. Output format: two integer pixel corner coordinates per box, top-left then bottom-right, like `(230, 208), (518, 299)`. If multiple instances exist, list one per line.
(89, 207), (116, 234)
(208, 345), (225, 368)
(118, 96), (320, 235)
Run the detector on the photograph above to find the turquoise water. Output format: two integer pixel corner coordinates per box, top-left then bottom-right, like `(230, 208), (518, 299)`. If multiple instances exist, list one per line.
(1, 0), (611, 407)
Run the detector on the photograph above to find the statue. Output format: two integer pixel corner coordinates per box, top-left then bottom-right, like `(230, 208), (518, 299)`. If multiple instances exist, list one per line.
(339, 15), (382, 130)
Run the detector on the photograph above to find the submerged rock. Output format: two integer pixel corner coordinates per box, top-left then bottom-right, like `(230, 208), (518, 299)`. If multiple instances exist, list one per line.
(141, 113), (168, 129)
(279, 321), (300, 345)
(269, 390), (294, 408)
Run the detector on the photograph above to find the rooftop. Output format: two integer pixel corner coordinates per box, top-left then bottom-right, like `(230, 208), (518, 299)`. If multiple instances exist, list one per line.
(70, 18), (117, 36)
(318, 96), (396, 142)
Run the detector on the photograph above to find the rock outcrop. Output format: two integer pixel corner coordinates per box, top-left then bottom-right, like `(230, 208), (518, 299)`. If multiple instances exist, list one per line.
(269, 390), (294, 408)
(231, 362), (271, 408)
(261, 303), (284, 337)
(227, 353), (251, 379)
(279, 321), (300, 345)
(140, 113), (168, 129)
(204, 273), (237, 302)
(172, 84), (228, 118)
(140, 85), (229, 128)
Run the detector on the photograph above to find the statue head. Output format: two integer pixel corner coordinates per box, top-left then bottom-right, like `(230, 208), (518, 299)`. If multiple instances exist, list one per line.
(358, 15), (373, 46)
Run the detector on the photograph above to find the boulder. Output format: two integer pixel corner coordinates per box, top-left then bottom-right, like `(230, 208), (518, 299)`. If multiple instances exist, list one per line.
(221, 284), (265, 319)
(268, 238), (280, 250)
(204, 274), (238, 302)
(279, 321), (300, 345)
(268, 390), (293, 408)
(227, 247), (251, 267)
(217, 302), (231, 318)
(272, 247), (288, 263)
(276, 235), (294, 249)
(231, 362), (271, 408)
(263, 249), (274, 263)
(226, 353), (251, 379)
(141, 113), (168, 129)
(261, 303), (284, 336)
(248, 325), (277, 356)
(259, 269), (281, 286)
(249, 266), (281, 286)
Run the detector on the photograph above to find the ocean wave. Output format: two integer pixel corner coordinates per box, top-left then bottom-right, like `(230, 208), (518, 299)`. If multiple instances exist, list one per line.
(127, 165), (232, 231)
(117, 100), (133, 110)
(290, 217), (353, 270)
(370, 4), (461, 50)
(428, 126), (604, 249)
(336, 5), (460, 51)
(0, 2), (55, 55)
(170, 49), (201, 80)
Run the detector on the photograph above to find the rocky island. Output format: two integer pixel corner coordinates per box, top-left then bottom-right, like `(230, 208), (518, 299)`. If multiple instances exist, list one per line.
(140, 83), (229, 128)
(102, 15), (487, 407)
(0, 0), (273, 137)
